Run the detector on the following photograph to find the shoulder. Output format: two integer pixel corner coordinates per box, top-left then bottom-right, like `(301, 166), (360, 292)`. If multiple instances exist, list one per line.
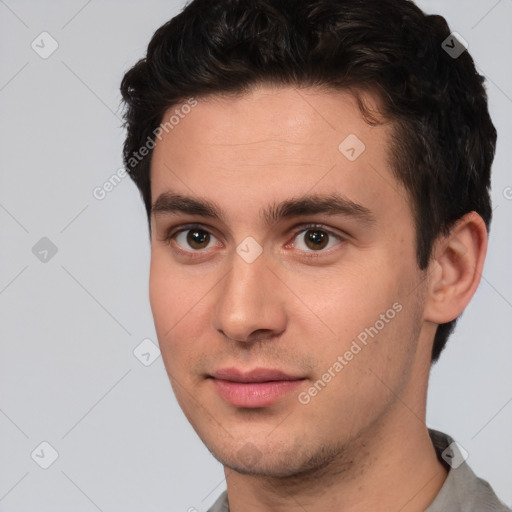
(426, 428), (511, 512)
(207, 490), (229, 512)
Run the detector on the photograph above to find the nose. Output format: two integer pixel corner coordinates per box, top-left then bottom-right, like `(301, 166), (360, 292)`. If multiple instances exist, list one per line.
(212, 248), (287, 343)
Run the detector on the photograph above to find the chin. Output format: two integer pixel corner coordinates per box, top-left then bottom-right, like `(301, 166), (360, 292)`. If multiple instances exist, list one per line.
(217, 454), (305, 478)
(206, 437), (342, 479)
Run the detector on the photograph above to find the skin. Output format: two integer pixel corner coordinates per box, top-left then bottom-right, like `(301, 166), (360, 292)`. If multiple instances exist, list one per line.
(148, 85), (487, 511)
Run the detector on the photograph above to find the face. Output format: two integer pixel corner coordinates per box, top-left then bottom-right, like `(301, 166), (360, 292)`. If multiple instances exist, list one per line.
(149, 86), (430, 477)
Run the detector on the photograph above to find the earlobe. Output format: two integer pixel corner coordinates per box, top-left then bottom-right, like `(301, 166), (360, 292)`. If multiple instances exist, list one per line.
(424, 212), (488, 324)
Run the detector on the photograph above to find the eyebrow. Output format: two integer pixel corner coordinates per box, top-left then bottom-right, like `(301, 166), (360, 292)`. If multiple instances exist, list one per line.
(151, 191), (376, 226)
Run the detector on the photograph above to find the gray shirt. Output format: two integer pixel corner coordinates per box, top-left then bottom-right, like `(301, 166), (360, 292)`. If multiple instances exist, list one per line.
(207, 429), (511, 511)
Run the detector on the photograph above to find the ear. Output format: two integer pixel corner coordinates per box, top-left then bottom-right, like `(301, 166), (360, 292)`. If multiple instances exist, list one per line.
(424, 211), (488, 324)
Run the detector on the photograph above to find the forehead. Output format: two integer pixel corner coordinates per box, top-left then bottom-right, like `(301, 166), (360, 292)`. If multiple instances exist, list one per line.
(150, 85), (409, 227)
(153, 86), (381, 161)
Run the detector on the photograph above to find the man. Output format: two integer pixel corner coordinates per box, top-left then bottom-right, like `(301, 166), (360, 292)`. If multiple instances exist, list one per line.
(120, 0), (510, 510)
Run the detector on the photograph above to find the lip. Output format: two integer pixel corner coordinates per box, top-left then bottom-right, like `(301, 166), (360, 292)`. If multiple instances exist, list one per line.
(209, 367), (306, 408)
(212, 367), (303, 383)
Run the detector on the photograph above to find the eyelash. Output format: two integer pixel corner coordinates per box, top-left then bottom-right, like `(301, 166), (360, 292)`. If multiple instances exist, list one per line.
(162, 223), (345, 261)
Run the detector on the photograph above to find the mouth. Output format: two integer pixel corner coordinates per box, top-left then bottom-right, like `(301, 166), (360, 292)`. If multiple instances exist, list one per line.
(208, 367), (307, 408)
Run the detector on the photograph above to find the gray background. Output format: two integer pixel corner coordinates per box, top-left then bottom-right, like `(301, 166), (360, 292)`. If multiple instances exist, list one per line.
(0, 0), (511, 510)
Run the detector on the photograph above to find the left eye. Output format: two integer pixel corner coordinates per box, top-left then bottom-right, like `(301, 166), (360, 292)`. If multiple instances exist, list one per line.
(291, 226), (342, 252)
(174, 228), (219, 250)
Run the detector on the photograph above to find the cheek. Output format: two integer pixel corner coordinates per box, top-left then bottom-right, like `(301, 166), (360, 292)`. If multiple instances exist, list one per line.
(149, 256), (174, 333)
(285, 258), (399, 340)
(295, 253), (421, 376)
(149, 256), (196, 366)
(298, 298), (422, 437)
(149, 251), (220, 381)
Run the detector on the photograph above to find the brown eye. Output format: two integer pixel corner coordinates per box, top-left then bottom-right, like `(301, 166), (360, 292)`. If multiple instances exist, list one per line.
(304, 229), (329, 250)
(292, 225), (343, 253)
(172, 228), (218, 251)
(186, 229), (210, 249)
